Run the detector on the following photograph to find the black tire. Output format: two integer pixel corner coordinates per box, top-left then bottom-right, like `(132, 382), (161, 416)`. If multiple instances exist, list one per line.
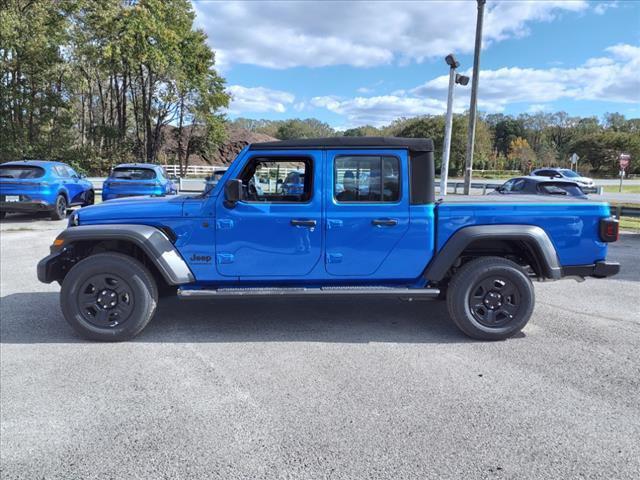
(60, 252), (158, 341)
(446, 256), (534, 340)
(84, 190), (95, 206)
(50, 194), (67, 220)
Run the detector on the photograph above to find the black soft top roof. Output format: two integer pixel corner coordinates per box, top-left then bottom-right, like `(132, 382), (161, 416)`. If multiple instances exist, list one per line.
(249, 136), (433, 153)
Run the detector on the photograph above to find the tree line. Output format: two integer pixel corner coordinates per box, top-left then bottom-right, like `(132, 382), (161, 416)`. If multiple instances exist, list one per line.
(1, 1), (638, 177)
(1, 0), (229, 174)
(231, 112), (640, 176)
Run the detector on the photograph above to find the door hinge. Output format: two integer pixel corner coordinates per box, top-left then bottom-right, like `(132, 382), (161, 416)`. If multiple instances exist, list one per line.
(216, 218), (234, 229)
(326, 252), (343, 264)
(216, 253), (235, 264)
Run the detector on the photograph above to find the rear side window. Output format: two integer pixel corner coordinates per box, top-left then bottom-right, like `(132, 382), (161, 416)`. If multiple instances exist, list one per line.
(0, 165), (45, 179)
(53, 166), (69, 177)
(334, 156), (400, 202)
(111, 168), (156, 180)
(538, 183), (584, 197)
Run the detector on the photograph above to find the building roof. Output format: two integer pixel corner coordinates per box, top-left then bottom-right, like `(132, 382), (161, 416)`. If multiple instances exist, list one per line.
(249, 137), (434, 153)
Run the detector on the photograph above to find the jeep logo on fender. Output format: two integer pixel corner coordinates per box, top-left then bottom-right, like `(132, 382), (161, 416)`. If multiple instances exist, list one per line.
(189, 253), (212, 264)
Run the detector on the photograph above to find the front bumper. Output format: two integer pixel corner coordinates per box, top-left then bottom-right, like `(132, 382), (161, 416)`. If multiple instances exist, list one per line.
(37, 250), (65, 283)
(561, 261), (620, 279)
(0, 200), (54, 213)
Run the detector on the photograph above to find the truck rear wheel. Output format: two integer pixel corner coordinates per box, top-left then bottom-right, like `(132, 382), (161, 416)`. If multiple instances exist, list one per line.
(60, 252), (158, 341)
(446, 256), (534, 340)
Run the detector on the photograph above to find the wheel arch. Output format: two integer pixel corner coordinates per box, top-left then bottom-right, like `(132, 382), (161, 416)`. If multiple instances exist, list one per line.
(38, 224), (194, 286)
(424, 225), (561, 282)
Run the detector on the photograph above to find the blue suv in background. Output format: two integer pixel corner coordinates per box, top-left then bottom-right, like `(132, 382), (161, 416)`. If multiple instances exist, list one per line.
(0, 160), (94, 220)
(102, 163), (176, 202)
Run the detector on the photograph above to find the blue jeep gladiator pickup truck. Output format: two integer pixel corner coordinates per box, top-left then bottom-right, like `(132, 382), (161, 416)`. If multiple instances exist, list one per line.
(37, 137), (620, 341)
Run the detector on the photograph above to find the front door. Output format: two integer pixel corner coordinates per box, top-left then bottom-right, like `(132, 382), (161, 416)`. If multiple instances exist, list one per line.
(325, 150), (409, 277)
(215, 153), (322, 278)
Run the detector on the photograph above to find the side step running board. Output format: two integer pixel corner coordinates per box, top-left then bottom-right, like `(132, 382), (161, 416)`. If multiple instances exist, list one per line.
(178, 286), (440, 299)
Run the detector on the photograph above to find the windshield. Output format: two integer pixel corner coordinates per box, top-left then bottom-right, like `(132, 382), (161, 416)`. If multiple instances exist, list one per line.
(560, 169), (580, 178)
(111, 168), (156, 180)
(0, 165), (45, 179)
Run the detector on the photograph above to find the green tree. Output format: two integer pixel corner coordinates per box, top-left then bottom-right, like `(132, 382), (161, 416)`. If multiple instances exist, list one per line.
(275, 118), (335, 139)
(570, 131), (640, 175)
(342, 125), (381, 136)
(0, 0), (76, 161)
(493, 118), (526, 157)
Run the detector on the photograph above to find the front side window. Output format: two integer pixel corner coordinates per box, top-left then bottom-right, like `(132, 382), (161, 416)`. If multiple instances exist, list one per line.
(334, 155), (400, 202)
(0, 165), (45, 179)
(511, 179), (526, 192)
(238, 157), (312, 203)
(111, 168), (156, 180)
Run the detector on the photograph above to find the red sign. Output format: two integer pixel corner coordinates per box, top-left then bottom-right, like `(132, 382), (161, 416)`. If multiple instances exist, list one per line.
(619, 153), (631, 170)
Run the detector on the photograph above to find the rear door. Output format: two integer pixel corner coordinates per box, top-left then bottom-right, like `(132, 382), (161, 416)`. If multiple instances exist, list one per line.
(63, 166), (85, 204)
(325, 150), (409, 277)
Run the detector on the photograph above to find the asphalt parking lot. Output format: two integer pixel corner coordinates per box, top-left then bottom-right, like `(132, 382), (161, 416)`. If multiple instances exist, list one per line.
(1, 213), (639, 479)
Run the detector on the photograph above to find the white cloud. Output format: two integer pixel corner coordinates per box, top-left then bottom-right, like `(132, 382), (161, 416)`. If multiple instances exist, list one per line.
(311, 95), (446, 127)
(226, 85), (295, 114)
(356, 87), (373, 94)
(194, 1), (588, 69)
(528, 104), (552, 113)
(413, 43), (640, 110)
(311, 43), (640, 126)
(593, 1), (618, 15)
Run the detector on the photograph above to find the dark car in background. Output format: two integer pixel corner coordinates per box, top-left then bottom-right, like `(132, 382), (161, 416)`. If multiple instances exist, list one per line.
(0, 160), (94, 220)
(490, 176), (588, 199)
(102, 163), (176, 201)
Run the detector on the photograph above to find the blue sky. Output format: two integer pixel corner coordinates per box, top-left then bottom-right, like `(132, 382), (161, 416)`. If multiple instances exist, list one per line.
(192, 0), (640, 129)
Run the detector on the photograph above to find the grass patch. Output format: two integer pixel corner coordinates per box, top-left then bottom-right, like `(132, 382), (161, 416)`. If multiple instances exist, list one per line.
(619, 216), (640, 232)
(603, 184), (640, 194)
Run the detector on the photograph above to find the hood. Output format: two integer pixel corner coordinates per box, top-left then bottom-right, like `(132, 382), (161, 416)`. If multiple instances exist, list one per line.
(78, 195), (186, 222)
(574, 177), (594, 184)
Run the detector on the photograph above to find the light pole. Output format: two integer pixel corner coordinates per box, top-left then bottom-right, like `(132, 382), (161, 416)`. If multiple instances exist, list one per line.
(463, 0), (486, 195)
(440, 54), (469, 197)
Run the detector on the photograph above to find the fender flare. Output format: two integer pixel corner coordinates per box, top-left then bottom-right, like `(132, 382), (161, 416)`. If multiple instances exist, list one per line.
(423, 225), (561, 282)
(40, 224), (194, 285)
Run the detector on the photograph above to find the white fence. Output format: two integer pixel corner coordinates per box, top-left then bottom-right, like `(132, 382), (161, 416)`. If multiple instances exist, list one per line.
(162, 164), (225, 177)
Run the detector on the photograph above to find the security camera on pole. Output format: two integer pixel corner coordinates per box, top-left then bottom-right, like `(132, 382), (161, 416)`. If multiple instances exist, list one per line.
(440, 54), (469, 197)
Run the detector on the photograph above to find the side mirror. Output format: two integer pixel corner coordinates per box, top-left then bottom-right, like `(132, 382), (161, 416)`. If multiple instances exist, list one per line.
(495, 186), (504, 192)
(224, 179), (243, 206)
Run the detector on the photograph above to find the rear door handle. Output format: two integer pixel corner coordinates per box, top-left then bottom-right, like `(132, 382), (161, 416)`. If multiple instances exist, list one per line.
(372, 218), (398, 227)
(291, 219), (317, 227)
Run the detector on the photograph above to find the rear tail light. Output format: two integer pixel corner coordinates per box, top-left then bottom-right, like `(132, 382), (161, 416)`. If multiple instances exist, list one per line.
(599, 217), (619, 242)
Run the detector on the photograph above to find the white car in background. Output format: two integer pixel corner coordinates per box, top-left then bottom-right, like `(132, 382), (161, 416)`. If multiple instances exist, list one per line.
(531, 168), (595, 187)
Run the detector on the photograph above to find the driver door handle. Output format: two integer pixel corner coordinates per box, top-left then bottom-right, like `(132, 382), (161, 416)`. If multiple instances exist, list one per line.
(290, 219), (317, 227)
(372, 218), (398, 227)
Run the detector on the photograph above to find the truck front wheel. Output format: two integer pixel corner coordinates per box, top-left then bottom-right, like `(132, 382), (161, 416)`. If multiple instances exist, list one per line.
(60, 253), (158, 341)
(446, 256), (534, 340)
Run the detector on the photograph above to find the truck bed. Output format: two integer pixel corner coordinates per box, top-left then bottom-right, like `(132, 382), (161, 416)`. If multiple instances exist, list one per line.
(435, 196), (610, 266)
